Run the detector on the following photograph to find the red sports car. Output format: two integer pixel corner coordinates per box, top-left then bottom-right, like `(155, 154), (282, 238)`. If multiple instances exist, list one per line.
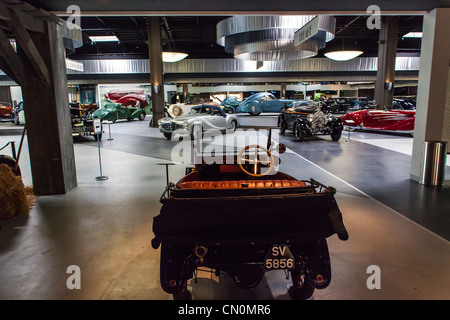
(105, 90), (149, 108)
(340, 109), (415, 134)
(104, 89), (145, 101)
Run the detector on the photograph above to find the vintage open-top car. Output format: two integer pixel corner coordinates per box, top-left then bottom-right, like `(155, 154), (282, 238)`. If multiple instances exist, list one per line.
(279, 104), (343, 142)
(340, 108), (415, 135)
(151, 130), (349, 300)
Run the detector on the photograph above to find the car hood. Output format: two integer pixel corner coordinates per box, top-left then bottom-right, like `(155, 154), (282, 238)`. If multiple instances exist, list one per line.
(92, 108), (113, 117)
(172, 113), (210, 122)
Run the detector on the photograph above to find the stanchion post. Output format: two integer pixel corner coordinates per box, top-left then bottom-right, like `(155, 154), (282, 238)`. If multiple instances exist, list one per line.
(107, 121), (113, 141)
(93, 118), (108, 181)
(343, 120), (354, 142)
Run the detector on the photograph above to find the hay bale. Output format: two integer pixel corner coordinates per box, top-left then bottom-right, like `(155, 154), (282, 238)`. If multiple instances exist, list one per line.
(0, 163), (32, 220)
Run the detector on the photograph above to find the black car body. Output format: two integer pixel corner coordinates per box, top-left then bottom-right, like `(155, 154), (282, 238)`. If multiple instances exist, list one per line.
(70, 105), (101, 140)
(279, 105), (344, 142)
(392, 98), (416, 110)
(321, 97), (355, 114)
(151, 136), (348, 300)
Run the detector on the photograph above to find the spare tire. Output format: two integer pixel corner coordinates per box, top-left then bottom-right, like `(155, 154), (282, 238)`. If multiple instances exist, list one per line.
(0, 154), (21, 176)
(172, 105), (182, 117)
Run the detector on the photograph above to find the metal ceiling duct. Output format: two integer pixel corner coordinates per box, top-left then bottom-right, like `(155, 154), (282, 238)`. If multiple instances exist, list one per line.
(216, 15), (336, 61)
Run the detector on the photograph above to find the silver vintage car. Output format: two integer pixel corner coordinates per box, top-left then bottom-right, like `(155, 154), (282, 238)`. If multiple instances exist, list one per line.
(158, 105), (240, 140)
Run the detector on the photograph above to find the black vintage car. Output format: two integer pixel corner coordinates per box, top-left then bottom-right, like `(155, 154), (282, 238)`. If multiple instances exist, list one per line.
(151, 132), (348, 300)
(279, 104), (343, 142)
(70, 104), (102, 141)
(321, 97), (355, 114)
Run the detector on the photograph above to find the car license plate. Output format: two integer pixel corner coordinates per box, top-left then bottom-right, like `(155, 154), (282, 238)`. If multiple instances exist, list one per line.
(264, 244), (295, 270)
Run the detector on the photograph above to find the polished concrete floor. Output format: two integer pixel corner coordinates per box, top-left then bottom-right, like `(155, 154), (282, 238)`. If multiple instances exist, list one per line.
(0, 116), (449, 300)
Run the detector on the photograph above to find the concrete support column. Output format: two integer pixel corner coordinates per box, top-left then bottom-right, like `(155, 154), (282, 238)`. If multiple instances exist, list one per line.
(374, 16), (399, 109)
(410, 8), (450, 182)
(183, 83), (189, 103)
(20, 22), (77, 195)
(147, 17), (165, 127)
(281, 83), (286, 99)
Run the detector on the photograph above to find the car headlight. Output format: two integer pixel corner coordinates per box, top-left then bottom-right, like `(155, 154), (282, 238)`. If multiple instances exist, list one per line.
(307, 114), (313, 122)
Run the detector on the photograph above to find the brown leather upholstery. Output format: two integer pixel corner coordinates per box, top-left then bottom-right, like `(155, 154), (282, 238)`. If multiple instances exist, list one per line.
(177, 180), (306, 189)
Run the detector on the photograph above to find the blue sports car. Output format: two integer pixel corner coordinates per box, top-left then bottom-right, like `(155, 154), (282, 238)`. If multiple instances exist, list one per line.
(236, 92), (309, 116)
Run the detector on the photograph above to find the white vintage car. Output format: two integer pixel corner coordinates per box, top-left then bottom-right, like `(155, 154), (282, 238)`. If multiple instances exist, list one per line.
(158, 105), (239, 140)
(166, 103), (196, 118)
(166, 101), (220, 118)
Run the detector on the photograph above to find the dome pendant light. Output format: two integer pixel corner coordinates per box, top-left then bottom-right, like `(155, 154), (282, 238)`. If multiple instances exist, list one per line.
(324, 50), (363, 61)
(325, 38), (363, 61)
(162, 52), (188, 62)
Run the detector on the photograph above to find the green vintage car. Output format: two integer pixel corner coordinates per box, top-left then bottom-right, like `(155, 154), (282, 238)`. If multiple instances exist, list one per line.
(91, 101), (146, 123)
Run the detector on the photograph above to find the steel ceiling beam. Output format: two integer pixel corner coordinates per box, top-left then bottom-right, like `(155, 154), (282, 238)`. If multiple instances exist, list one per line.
(25, 0), (450, 16)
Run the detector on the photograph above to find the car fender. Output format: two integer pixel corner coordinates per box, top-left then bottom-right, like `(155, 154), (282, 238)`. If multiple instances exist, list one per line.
(330, 117), (343, 130)
(293, 117), (308, 134)
(93, 109), (113, 121)
(278, 114), (284, 126)
(130, 109), (144, 118)
(238, 101), (262, 113)
(251, 102), (262, 113)
(227, 115), (239, 128)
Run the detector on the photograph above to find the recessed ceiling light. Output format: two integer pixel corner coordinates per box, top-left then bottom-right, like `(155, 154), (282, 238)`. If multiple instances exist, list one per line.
(89, 35), (119, 42)
(324, 50), (363, 61)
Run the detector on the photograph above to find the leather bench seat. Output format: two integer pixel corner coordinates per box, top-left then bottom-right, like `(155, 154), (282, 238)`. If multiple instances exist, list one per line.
(177, 180), (306, 189)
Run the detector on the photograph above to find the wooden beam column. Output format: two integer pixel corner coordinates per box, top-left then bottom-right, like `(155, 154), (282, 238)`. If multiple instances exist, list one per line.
(18, 21), (77, 195)
(147, 17), (165, 127)
(0, 7), (78, 196)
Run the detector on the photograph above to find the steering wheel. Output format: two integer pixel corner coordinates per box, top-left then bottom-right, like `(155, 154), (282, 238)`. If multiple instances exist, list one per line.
(237, 144), (275, 177)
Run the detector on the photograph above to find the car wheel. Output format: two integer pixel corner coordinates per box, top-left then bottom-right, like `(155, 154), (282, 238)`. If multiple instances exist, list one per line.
(294, 123), (304, 142)
(333, 106), (341, 114)
(279, 117), (287, 135)
(138, 112), (146, 121)
(331, 127), (342, 141)
(230, 120), (237, 132)
(163, 133), (172, 140)
(288, 276), (315, 300)
(172, 280), (193, 300)
(0, 154), (21, 176)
